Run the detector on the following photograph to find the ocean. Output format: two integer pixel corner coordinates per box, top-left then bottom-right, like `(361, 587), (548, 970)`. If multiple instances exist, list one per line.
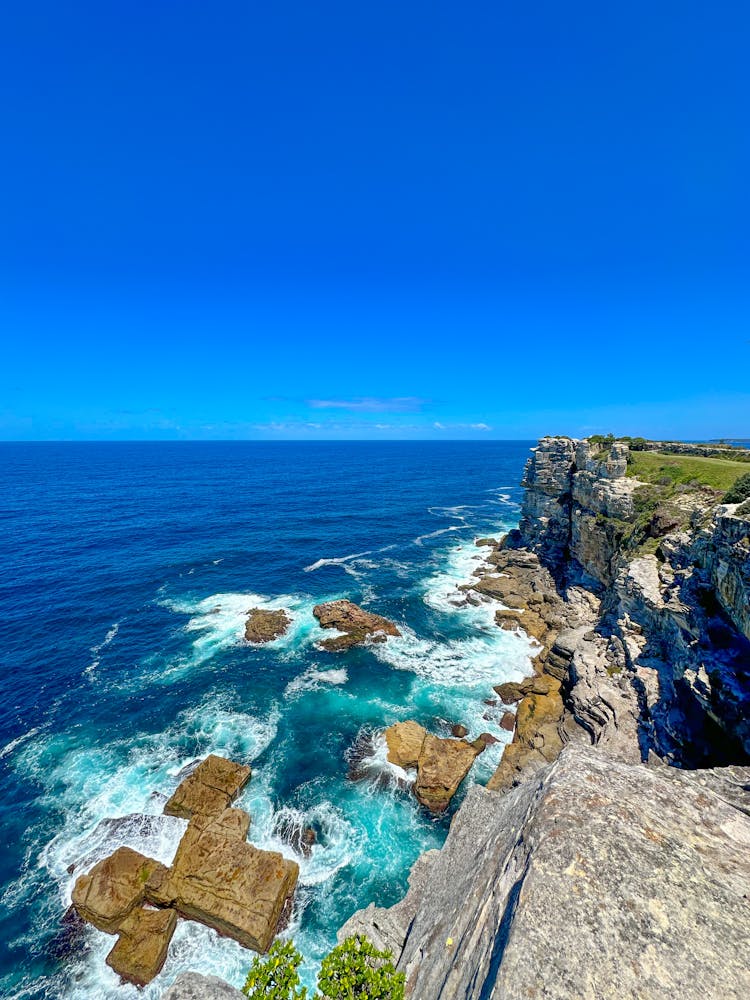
(0, 441), (536, 998)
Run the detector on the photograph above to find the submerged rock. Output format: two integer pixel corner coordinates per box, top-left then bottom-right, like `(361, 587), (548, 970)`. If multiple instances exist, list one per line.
(245, 608), (291, 643)
(71, 846), (167, 934)
(313, 599), (401, 651)
(106, 906), (177, 987)
(384, 721), (484, 812)
(341, 745), (750, 999)
(163, 754), (251, 824)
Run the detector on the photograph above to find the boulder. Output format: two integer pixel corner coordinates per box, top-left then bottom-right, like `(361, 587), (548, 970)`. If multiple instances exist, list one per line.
(451, 723), (469, 738)
(163, 754), (251, 824)
(384, 722), (484, 813)
(385, 721), (427, 768)
(500, 712), (515, 732)
(342, 745), (750, 1000)
(161, 973), (245, 999)
(106, 906), (177, 986)
(71, 846), (167, 934)
(313, 600), (401, 651)
(245, 608), (291, 643)
(146, 808), (298, 954)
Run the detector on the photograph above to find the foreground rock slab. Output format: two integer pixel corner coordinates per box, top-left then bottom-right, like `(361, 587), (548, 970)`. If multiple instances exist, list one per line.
(163, 754), (251, 823)
(147, 807), (299, 953)
(106, 906), (177, 986)
(384, 721), (484, 812)
(245, 608), (291, 643)
(341, 745), (750, 999)
(71, 846), (167, 934)
(161, 972), (245, 999)
(313, 599), (401, 651)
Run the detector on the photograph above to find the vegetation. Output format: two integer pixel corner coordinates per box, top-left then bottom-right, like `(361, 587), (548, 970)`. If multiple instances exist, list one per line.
(316, 935), (405, 1000)
(626, 450), (749, 492)
(243, 936), (405, 1000)
(243, 940), (308, 1000)
(736, 499), (750, 517)
(723, 472), (750, 504)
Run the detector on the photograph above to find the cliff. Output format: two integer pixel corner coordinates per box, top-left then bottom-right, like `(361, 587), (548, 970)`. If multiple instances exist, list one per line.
(339, 436), (750, 1000)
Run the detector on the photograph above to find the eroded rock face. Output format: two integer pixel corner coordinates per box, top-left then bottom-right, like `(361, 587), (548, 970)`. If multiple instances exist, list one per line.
(147, 807), (298, 953)
(245, 608), (291, 643)
(106, 907), (177, 987)
(71, 847), (167, 934)
(163, 754), (251, 823)
(341, 746), (750, 1000)
(313, 600), (401, 651)
(384, 721), (484, 812)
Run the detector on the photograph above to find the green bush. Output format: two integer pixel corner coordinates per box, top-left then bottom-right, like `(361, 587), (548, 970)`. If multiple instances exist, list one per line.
(243, 940), (308, 1000)
(723, 472), (750, 504)
(316, 935), (405, 1000)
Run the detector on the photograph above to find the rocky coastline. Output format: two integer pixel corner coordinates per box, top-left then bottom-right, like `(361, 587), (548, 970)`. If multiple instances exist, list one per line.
(340, 436), (750, 999)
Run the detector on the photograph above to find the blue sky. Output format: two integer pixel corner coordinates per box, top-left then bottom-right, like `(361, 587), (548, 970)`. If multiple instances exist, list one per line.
(1, 1), (748, 440)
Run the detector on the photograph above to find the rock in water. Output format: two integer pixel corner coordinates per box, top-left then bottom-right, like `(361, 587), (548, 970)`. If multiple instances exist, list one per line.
(71, 846), (167, 934)
(244, 608), (291, 643)
(105, 907), (177, 987)
(312, 599), (401, 651)
(146, 808), (298, 953)
(163, 754), (251, 823)
(340, 745), (750, 999)
(384, 721), (484, 812)
(161, 973), (245, 999)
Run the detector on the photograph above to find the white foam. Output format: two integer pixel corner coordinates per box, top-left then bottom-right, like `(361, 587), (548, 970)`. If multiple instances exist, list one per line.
(304, 550), (372, 573)
(0, 725), (41, 761)
(285, 666), (349, 697)
(84, 621), (121, 678)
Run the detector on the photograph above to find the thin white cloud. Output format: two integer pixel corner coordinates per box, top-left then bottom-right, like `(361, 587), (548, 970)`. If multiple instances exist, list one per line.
(307, 396), (427, 413)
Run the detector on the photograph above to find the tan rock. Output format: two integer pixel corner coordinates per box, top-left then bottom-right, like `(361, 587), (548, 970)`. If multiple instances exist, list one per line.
(385, 721), (426, 768)
(164, 754), (251, 824)
(71, 847), (167, 934)
(515, 691), (564, 748)
(415, 735), (484, 813)
(146, 812), (298, 953)
(313, 600), (401, 651)
(384, 722), (484, 813)
(245, 608), (291, 643)
(105, 906), (177, 986)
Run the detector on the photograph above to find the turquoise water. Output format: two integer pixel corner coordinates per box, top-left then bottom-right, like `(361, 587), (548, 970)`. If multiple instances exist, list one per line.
(0, 441), (535, 997)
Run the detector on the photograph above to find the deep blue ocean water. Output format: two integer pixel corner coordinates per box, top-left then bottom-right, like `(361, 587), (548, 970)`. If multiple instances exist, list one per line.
(0, 441), (536, 998)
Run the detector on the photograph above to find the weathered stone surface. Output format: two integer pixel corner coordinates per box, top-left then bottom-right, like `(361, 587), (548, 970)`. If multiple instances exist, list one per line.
(343, 746), (750, 999)
(106, 906), (177, 986)
(451, 723), (469, 738)
(163, 754), (251, 824)
(161, 972), (245, 999)
(71, 846), (167, 934)
(245, 608), (291, 643)
(385, 721), (426, 768)
(313, 599), (401, 651)
(146, 808), (298, 953)
(384, 721), (484, 812)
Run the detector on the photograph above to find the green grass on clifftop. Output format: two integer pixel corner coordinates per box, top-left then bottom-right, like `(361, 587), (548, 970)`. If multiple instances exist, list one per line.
(626, 451), (749, 492)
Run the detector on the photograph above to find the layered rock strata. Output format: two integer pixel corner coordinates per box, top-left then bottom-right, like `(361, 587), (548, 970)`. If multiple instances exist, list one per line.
(384, 721), (485, 812)
(340, 745), (750, 1000)
(313, 599), (401, 651)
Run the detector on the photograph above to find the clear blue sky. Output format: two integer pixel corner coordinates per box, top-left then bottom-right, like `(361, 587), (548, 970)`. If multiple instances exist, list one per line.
(1, 1), (748, 440)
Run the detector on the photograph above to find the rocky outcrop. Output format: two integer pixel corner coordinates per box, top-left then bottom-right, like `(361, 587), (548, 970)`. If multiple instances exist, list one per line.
(341, 745), (750, 1000)
(162, 973), (245, 999)
(71, 755), (298, 986)
(245, 608), (291, 643)
(163, 754), (251, 823)
(72, 846), (167, 934)
(384, 721), (484, 812)
(313, 599), (401, 651)
(106, 907), (177, 987)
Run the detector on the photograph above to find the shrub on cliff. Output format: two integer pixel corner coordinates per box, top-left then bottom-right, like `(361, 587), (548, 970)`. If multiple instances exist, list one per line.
(723, 472), (750, 504)
(243, 939), (308, 999)
(316, 935), (405, 1000)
